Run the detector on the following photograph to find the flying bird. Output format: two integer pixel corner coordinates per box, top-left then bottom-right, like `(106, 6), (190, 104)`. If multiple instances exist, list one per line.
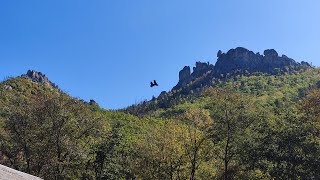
(150, 80), (158, 87)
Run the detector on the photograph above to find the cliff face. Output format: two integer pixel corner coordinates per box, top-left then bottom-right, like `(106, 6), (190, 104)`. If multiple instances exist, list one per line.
(176, 66), (191, 89)
(214, 47), (300, 76)
(173, 47), (310, 91)
(174, 62), (214, 90)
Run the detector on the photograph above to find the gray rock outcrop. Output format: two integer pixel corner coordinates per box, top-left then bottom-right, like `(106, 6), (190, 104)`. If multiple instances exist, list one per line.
(173, 47), (311, 91)
(22, 70), (57, 88)
(214, 47), (301, 76)
(174, 62), (214, 90)
(174, 66), (191, 89)
(4, 85), (13, 91)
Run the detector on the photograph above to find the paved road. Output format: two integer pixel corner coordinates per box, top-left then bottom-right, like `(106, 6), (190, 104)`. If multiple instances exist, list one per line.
(0, 164), (42, 180)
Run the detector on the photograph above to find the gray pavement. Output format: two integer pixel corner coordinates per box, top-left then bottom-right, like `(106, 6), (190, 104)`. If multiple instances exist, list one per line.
(0, 164), (42, 180)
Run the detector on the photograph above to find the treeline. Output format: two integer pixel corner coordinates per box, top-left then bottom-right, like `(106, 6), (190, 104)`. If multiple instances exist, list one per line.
(126, 67), (320, 117)
(0, 72), (319, 179)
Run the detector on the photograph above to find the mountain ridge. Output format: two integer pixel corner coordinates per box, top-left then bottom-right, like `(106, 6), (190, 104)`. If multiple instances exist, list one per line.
(125, 47), (317, 116)
(0, 48), (319, 179)
(0, 47), (315, 111)
(174, 47), (311, 90)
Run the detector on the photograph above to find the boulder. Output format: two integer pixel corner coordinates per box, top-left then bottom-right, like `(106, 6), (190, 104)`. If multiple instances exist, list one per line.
(4, 85), (13, 91)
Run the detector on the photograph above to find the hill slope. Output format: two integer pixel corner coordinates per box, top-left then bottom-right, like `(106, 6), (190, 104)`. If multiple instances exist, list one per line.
(125, 47), (317, 116)
(0, 71), (143, 179)
(0, 48), (319, 179)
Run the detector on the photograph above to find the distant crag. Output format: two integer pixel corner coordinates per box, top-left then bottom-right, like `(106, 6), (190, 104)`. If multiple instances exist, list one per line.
(123, 47), (316, 116)
(174, 47), (311, 90)
(174, 62), (214, 90)
(214, 47), (305, 76)
(21, 70), (57, 88)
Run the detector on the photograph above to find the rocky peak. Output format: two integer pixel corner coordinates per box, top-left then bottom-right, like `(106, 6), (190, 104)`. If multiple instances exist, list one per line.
(229, 47), (253, 57)
(264, 49), (278, 57)
(174, 62), (214, 90)
(173, 47), (311, 91)
(217, 50), (223, 57)
(214, 47), (259, 75)
(192, 61), (214, 78)
(22, 70), (57, 88)
(193, 61), (212, 72)
(179, 66), (191, 82)
(175, 66), (191, 90)
(214, 47), (304, 75)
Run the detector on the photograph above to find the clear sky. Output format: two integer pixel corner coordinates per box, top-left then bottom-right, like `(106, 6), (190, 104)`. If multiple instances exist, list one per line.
(1, 0), (320, 109)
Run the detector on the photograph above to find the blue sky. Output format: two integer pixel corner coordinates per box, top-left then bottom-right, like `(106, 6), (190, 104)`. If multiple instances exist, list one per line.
(1, 0), (320, 109)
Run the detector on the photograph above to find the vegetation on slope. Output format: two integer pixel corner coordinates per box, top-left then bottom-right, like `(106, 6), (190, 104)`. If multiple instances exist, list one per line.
(0, 67), (319, 179)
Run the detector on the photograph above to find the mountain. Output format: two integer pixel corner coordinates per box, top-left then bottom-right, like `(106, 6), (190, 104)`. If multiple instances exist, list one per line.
(0, 71), (136, 179)
(0, 48), (319, 179)
(174, 47), (310, 90)
(125, 47), (315, 116)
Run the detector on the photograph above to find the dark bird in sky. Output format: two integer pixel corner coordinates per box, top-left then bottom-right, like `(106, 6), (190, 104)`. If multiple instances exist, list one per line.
(150, 80), (158, 87)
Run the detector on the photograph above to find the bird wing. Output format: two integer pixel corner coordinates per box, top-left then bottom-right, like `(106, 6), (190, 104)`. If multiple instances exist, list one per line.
(154, 80), (158, 86)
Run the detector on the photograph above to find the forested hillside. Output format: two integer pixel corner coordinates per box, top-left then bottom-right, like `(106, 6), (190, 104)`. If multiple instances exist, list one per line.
(0, 49), (319, 179)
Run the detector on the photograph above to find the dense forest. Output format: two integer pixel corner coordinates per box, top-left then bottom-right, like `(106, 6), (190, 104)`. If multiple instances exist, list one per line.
(0, 50), (320, 179)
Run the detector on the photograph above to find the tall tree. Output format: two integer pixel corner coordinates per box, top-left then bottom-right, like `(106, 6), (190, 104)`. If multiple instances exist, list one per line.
(135, 119), (187, 180)
(204, 88), (254, 180)
(180, 107), (213, 180)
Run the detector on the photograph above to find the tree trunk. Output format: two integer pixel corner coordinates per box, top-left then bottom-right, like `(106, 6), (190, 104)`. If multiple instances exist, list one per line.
(224, 123), (230, 180)
(190, 139), (198, 180)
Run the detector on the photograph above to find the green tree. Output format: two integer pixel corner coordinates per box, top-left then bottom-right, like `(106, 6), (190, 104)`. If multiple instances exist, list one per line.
(0, 92), (104, 179)
(94, 121), (123, 180)
(180, 107), (213, 180)
(204, 88), (254, 180)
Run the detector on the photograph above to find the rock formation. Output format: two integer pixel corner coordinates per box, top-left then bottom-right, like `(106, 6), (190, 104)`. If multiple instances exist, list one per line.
(192, 62), (214, 78)
(175, 66), (191, 89)
(214, 47), (300, 76)
(173, 47), (311, 91)
(22, 70), (57, 88)
(217, 50), (222, 57)
(174, 62), (214, 90)
(3, 85), (13, 91)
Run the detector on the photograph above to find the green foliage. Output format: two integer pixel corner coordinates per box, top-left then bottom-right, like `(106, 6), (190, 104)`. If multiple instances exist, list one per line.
(203, 88), (255, 179)
(0, 68), (319, 179)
